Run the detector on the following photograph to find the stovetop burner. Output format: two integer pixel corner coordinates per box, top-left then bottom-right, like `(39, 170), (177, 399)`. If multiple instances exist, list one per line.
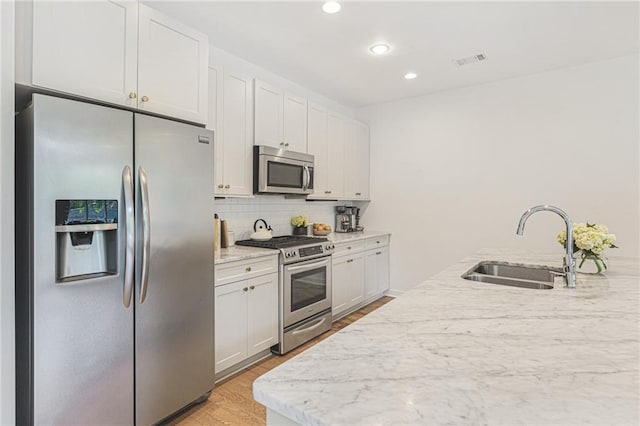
(235, 235), (328, 249)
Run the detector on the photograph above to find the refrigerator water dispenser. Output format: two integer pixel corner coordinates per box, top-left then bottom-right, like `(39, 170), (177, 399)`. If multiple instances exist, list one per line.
(55, 200), (118, 282)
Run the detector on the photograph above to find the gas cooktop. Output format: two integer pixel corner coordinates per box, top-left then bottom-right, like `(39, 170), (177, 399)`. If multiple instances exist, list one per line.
(235, 235), (328, 249)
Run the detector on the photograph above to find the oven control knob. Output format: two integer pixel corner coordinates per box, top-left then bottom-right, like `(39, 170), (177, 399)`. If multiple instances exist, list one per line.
(292, 251), (297, 257)
(285, 252), (291, 258)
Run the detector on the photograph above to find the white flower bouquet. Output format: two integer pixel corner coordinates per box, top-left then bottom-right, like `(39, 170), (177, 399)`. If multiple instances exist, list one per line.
(557, 223), (617, 273)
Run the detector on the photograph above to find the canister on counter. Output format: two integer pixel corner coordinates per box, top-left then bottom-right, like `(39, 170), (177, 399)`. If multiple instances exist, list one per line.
(220, 219), (229, 248)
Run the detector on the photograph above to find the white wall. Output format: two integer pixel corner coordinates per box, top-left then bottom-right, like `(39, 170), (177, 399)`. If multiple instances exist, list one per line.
(360, 55), (640, 293)
(0, 1), (15, 423)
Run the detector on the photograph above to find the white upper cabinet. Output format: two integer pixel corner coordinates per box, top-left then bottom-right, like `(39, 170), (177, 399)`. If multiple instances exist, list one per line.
(25, 1), (138, 108)
(307, 102), (329, 198)
(137, 4), (208, 124)
(282, 92), (308, 153)
(326, 111), (346, 198)
(345, 120), (370, 200)
(254, 79), (283, 147)
(213, 67), (254, 197)
(307, 102), (346, 199)
(254, 79), (308, 152)
(16, 1), (208, 124)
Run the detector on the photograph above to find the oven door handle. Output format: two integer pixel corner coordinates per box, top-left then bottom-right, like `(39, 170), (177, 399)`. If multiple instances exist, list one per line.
(291, 316), (328, 336)
(286, 258), (330, 272)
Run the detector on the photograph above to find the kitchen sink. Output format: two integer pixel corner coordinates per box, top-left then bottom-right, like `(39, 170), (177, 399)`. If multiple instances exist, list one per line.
(461, 261), (563, 290)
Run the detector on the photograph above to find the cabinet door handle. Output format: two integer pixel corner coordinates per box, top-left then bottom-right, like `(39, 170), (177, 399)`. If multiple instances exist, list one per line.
(249, 285), (255, 290)
(376, 251), (382, 255)
(128, 91), (137, 99)
(225, 184), (230, 189)
(279, 142), (284, 146)
(347, 259), (354, 263)
(246, 267), (252, 272)
(285, 143), (289, 147)
(356, 192), (361, 196)
(347, 246), (351, 250)
(141, 95), (149, 102)
(217, 184), (223, 188)
(376, 240), (380, 244)
(243, 287), (248, 292)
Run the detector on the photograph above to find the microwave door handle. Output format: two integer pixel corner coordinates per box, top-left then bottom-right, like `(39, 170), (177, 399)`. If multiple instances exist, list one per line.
(303, 165), (310, 191)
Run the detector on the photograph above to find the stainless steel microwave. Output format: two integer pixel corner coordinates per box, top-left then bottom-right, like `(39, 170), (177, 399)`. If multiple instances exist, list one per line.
(254, 145), (314, 195)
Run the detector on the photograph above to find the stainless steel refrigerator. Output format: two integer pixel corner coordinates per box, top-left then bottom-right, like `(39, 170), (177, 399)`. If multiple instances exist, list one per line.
(15, 94), (215, 425)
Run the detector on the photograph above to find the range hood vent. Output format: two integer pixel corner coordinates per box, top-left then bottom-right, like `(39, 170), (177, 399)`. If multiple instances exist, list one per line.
(455, 53), (486, 66)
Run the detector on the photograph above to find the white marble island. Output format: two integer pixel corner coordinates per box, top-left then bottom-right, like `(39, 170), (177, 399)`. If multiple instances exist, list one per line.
(253, 249), (639, 425)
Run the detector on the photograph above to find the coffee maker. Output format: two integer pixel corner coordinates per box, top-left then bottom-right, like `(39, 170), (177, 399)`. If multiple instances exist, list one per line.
(335, 206), (363, 233)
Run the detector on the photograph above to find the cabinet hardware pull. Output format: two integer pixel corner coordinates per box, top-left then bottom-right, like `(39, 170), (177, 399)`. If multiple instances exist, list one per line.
(249, 285), (255, 290)
(243, 287), (248, 292)
(246, 267), (252, 272)
(217, 184), (223, 188)
(376, 251), (382, 255)
(141, 95), (149, 102)
(225, 184), (230, 189)
(324, 191), (330, 194)
(128, 92), (137, 99)
(285, 143), (289, 147)
(356, 192), (361, 196)
(347, 246), (351, 250)
(376, 240), (380, 244)
(280, 142), (284, 146)
(347, 259), (354, 263)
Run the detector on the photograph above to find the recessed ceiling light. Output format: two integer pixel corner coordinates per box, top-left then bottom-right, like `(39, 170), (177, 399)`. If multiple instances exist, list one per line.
(404, 72), (417, 80)
(322, 1), (341, 14)
(369, 43), (391, 55)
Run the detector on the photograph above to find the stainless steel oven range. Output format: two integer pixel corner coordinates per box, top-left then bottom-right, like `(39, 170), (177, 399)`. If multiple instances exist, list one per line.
(235, 236), (335, 354)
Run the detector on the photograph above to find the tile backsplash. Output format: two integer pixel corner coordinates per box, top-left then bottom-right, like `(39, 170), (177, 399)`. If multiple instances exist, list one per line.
(214, 196), (367, 240)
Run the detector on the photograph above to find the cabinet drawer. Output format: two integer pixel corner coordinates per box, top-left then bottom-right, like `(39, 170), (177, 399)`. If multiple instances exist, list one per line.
(215, 255), (278, 287)
(333, 240), (365, 257)
(365, 235), (390, 250)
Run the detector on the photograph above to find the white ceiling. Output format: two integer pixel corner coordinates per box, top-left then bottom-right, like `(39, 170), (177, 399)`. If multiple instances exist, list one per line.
(147, 1), (639, 107)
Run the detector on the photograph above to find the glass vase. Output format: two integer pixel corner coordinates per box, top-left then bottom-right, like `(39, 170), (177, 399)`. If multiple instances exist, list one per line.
(577, 252), (607, 274)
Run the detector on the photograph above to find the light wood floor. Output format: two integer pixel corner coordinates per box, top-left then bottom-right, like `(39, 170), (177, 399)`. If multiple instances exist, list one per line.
(168, 296), (394, 426)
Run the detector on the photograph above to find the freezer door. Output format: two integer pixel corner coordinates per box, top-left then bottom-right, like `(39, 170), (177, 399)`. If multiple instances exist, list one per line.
(134, 114), (215, 425)
(16, 94), (134, 425)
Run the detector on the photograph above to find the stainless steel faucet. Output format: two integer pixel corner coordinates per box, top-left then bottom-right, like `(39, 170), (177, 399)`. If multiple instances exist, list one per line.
(516, 205), (576, 288)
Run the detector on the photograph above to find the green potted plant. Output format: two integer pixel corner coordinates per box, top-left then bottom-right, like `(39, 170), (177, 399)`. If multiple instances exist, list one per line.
(291, 215), (308, 236)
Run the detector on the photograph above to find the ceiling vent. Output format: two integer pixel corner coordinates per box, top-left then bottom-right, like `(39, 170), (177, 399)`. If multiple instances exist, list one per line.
(455, 53), (486, 66)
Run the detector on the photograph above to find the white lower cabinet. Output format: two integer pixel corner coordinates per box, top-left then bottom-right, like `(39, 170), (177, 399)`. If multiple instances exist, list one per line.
(332, 236), (390, 320)
(365, 246), (390, 299)
(332, 252), (365, 318)
(215, 256), (278, 374)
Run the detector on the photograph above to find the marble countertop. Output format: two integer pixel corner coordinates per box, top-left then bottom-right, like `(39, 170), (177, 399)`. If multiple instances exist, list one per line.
(214, 245), (277, 265)
(328, 230), (390, 243)
(253, 249), (640, 425)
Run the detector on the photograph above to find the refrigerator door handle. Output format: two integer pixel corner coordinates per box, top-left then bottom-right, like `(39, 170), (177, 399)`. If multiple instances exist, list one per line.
(139, 166), (151, 304)
(122, 165), (135, 308)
